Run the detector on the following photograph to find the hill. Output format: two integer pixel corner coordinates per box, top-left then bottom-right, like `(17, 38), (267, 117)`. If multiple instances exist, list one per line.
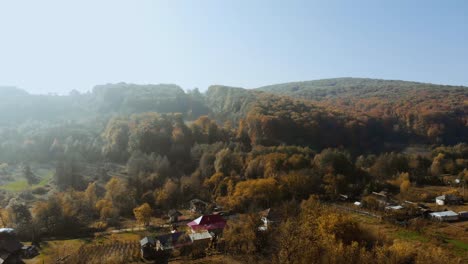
(256, 77), (466, 99)
(256, 78), (468, 144)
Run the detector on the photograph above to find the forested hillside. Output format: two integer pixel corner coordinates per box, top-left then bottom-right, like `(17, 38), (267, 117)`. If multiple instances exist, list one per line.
(0, 79), (467, 263)
(257, 78), (468, 144)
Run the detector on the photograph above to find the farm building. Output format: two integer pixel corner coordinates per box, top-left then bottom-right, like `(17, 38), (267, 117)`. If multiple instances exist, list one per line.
(435, 194), (463, 205)
(429, 211), (459, 222)
(187, 215), (226, 234)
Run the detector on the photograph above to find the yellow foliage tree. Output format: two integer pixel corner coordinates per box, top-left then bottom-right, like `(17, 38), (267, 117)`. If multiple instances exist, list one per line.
(133, 203), (152, 226)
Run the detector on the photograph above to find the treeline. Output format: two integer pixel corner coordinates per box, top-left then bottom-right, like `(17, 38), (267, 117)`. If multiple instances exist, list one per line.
(0, 83), (209, 126)
(11, 111), (464, 239)
(257, 78), (468, 144)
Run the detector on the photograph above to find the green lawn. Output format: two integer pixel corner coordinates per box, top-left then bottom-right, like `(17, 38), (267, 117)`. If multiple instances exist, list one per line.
(0, 170), (53, 192)
(0, 180), (29, 192)
(447, 239), (468, 252)
(396, 230), (429, 243)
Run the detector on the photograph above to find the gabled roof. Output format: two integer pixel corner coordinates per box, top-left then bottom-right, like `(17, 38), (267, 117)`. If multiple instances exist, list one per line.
(187, 215), (226, 230)
(429, 211), (458, 217)
(259, 208), (271, 218)
(140, 236), (155, 246)
(259, 208), (282, 221)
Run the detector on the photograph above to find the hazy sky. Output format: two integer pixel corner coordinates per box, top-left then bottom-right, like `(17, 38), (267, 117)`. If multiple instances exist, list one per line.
(1, 0), (467, 94)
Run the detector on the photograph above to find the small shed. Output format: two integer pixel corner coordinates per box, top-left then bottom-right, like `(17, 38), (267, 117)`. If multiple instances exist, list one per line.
(429, 211), (459, 222)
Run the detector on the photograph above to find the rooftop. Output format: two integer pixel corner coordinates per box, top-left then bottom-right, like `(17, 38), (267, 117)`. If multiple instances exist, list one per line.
(429, 211), (458, 217)
(188, 231), (212, 241)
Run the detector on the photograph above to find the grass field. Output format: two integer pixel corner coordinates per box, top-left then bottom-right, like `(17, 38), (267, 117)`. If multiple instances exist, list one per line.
(396, 230), (429, 243)
(348, 211), (468, 260)
(0, 169), (53, 192)
(447, 239), (468, 252)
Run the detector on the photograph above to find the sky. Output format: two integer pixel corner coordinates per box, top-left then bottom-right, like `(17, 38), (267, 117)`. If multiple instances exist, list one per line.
(0, 0), (467, 94)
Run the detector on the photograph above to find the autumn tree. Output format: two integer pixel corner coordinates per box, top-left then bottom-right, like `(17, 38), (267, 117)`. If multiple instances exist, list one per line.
(154, 179), (179, 209)
(223, 214), (264, 255)
(103, 177), (135, 216)
(228, 178), (279, 211)
(133, 203), (152, 226)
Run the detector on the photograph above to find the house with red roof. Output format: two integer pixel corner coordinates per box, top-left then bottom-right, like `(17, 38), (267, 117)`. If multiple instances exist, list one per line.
(186, 215), (226, 234)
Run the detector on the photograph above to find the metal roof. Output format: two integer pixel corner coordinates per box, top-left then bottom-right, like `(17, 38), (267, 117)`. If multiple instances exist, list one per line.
(385, 205), (404, 210)
(429, 211), (458, 217)
(140, 236), (155, 246)
(188, 231), (212, 241)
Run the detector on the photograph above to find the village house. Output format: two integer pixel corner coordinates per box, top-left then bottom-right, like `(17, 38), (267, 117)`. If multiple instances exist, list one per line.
(187, 215), (226, 234)
(429, 211), (459, 222)
(140, 232), (191, 261)
(435, 194), (463, 205)
(140, 236), (156, 260)
(258, 208), (282, 231)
